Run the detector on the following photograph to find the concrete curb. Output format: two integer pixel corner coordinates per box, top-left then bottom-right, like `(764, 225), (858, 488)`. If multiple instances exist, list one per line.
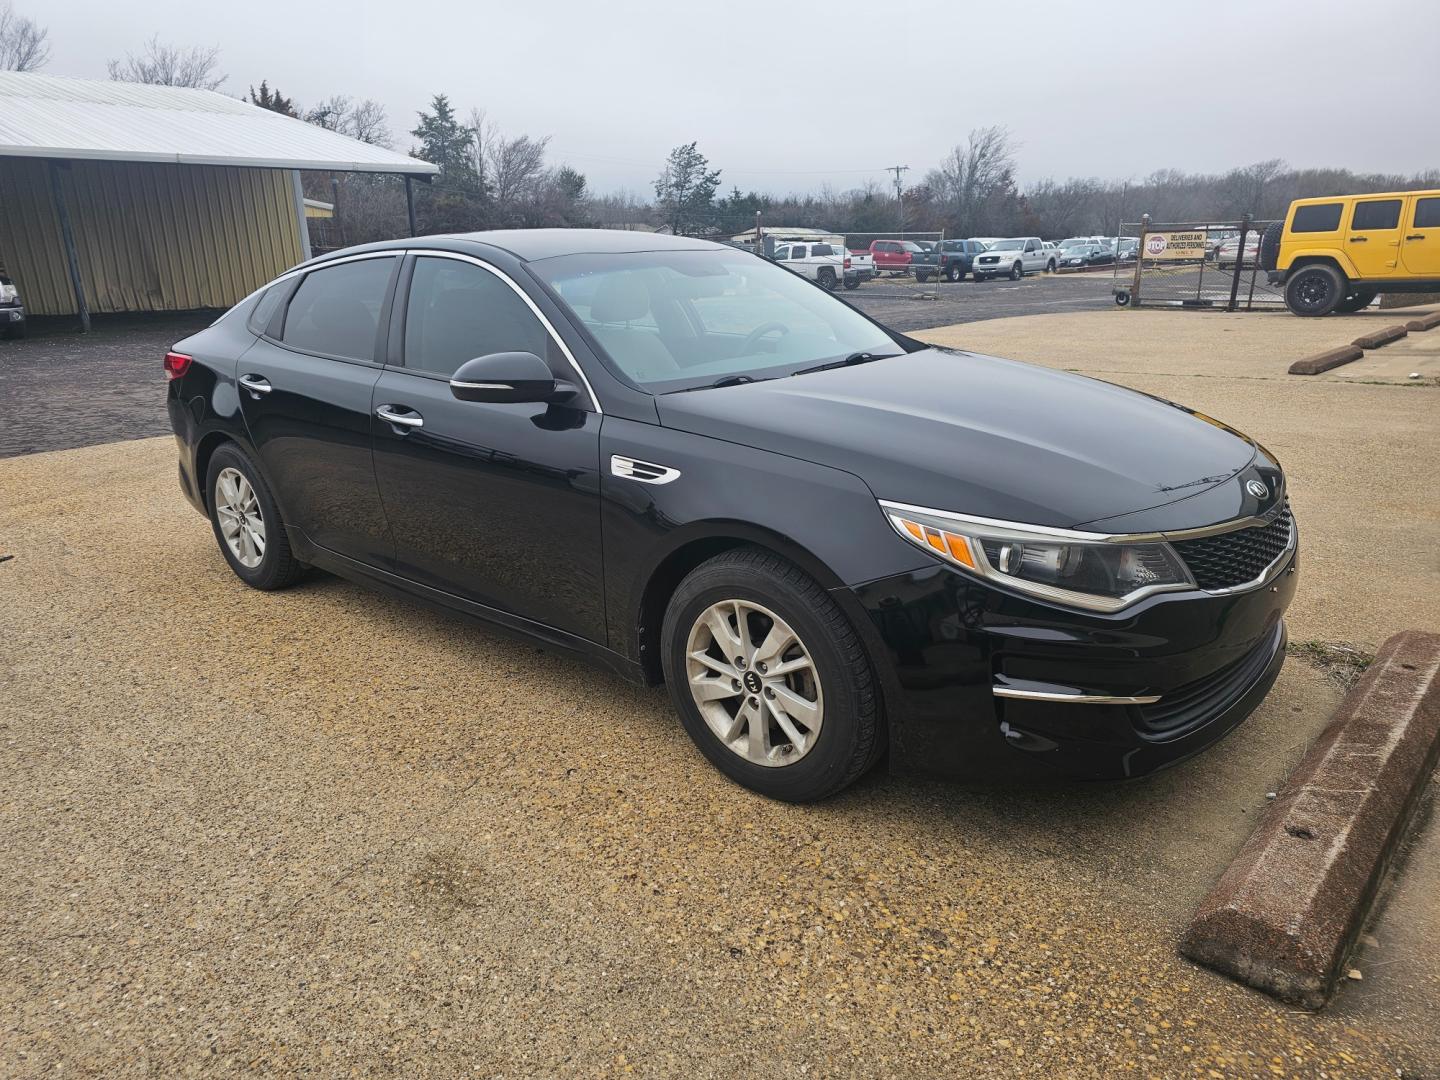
(1181, 630), (1440, 1009)
(1289, 344), (1364, 375)
(1352, 324), (1410, 350)
(1404, 311), (1440, 332)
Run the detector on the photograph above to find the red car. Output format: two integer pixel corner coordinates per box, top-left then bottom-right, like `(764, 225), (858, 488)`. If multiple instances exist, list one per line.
(868, 239), (925, 274)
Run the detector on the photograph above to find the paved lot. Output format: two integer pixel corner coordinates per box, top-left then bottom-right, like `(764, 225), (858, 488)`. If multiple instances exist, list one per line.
(844, 269), (1117, 331)
(3, 307), (1437, 1077)
(0, 314), (213, 458)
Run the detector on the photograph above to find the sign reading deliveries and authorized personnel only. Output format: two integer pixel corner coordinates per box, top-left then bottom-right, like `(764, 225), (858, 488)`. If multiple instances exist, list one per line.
(1143, 230), (1208, 260)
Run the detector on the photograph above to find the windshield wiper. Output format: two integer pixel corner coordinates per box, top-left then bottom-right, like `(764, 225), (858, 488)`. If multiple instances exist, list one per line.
(667, 374), (771, 394)
(789, 351), (896, 378)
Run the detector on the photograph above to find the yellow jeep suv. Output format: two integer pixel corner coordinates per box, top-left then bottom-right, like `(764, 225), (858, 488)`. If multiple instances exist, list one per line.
(1260, 189), (1440, 316)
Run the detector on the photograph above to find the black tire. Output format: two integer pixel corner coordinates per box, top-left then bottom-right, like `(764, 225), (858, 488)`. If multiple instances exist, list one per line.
(1046, 259), (1058, 273)
(1114, 291), (1131, 307)
(205, 442), (308, 591)
(1335, 288), (1378, 313)
(817, 268), (837, 291)
(843, 276), (859, 290)
(945, 264), (962, 283)
(974, 274), (988, 282)
(660, 548), (882, 803)
(915, 271), (930, 284)
(1285, 263), (1347, 317)
(1009, 262), (1022, 281)
(1258, 220), (1284, 273)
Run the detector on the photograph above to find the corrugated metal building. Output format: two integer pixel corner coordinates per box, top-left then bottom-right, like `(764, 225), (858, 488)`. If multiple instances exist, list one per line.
(0, 72), (437, 325)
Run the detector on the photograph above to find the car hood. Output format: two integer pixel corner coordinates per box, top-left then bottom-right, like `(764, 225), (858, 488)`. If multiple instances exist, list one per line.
(655, 348), (1260, 530)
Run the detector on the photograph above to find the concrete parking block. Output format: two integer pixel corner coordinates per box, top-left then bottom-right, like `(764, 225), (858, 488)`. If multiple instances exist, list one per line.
(1288, 344), (1364, 375)
(1352, 324), (1410, 350)
(1181, 631), (1440, 1009)
(1404, 311), (1440, 332)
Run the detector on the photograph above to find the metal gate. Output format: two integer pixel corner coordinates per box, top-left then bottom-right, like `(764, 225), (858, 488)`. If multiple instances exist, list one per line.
(1112, 215), (1284, 310)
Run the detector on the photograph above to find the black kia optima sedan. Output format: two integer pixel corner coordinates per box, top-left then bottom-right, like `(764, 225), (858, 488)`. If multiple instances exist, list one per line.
(165, 230), (1297, 802)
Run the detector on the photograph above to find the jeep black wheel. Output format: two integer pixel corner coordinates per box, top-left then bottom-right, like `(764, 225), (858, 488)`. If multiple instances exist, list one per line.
(1285, 264), (1346, 317)
(1335, 288), (1378, 313)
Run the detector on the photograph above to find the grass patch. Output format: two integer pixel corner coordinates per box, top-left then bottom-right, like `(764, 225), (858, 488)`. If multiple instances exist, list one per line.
(1287, 639), (1375, 690)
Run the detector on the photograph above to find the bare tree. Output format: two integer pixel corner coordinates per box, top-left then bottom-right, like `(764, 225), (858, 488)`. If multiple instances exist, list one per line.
(0, 2), (49, 71)
(302, 95), (393, 148)
(926, 125), (1018, 235)
(107, 36), (225, 90)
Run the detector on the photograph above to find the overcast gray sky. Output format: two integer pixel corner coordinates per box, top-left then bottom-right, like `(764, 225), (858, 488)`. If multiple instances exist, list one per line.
(39, 0), (1440, 194)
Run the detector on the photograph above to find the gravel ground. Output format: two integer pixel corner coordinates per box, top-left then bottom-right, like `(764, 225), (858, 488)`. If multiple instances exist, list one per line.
(3, 308), (1438, 1077)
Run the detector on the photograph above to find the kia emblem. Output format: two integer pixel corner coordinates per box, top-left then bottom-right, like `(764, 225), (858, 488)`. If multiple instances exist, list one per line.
(1246, 479), (1269, 499)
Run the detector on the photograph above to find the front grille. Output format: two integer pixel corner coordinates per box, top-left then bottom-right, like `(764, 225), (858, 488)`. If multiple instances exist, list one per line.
(1131, 623), (1283, 738)
(1172, 500), (1293, 591)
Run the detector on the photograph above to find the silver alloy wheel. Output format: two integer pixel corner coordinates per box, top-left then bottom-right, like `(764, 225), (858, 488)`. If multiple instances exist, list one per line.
(214, 466), (266, 569)
(685, 599), (824, 768)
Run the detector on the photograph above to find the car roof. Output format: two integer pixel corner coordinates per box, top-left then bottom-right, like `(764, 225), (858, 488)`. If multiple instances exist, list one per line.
(303, 228), (726, 268)
(1292, 190), (1438, 205)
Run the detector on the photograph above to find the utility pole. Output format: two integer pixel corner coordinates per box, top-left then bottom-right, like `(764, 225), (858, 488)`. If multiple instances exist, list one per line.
(888, 164), (910, 235)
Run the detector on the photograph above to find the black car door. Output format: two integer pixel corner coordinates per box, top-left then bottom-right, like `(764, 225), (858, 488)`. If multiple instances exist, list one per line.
(236, 253), (399, 566)
(369, 252), (606, 644)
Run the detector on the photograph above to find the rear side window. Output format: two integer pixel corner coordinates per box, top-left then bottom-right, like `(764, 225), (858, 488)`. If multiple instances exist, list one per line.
(1416, 198), (1440, 229)
(281, 257), (395, 361)
(811, 244), (832, 256)
(1350, 200), (1401, 231)
(247, 283), (286, 334)
(791, 246), (808, 259)
(403, 256), (549, 377)
(1290, 203), (1343, 233)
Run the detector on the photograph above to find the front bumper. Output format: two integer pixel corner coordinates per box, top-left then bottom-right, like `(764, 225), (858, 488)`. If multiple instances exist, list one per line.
(1, 304), (24, 323)
(848, 543), (1299, 782)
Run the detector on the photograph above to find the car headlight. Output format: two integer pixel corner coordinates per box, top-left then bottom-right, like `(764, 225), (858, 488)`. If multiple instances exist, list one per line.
(879, 501), (1194, 613)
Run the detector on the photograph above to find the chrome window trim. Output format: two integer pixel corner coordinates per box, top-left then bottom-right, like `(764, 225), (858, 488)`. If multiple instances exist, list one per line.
(450, 380), (514, 391)
(411, 250), (601, 414)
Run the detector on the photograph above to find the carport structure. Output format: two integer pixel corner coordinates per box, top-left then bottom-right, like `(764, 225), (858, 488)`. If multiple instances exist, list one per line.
(0, 71), (437, 330)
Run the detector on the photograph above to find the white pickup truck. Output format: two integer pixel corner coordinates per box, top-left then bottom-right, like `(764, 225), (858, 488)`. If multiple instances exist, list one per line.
(970, 236), (1056, 281)
(771, 241), (853, 290)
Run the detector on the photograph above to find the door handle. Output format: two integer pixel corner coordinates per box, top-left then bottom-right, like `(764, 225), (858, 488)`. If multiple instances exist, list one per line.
(1348, 236), (1368, 243)
(238, 374), (272, 395)
(1406, 234), (1424, 241)
(375, 404), (424, 429)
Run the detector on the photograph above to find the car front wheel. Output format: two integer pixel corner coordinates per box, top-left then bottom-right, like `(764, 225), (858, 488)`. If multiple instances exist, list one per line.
(205, 442), (308, 590)
(1009, 262), (1022, 280)
(1285, 264), (1346, 317)
(661, 548), (881, 802)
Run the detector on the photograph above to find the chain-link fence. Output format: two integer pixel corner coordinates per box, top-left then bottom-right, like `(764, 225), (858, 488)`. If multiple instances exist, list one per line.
(1112, 217), (1284, 310)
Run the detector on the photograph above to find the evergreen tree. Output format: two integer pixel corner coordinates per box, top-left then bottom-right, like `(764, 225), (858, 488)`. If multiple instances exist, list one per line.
(410, 94), (479, 186)
(247, 80), (297, 117)
(654, 142), (722, 236)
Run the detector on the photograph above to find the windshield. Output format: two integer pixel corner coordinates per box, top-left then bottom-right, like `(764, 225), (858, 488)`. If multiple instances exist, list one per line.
(531, 249), (901, 393)
(989, 239), (1024, 251)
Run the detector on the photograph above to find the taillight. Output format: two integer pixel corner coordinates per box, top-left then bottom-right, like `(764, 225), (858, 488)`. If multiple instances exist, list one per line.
(844, 257), (852, 268)
(163, 351), (193, 381)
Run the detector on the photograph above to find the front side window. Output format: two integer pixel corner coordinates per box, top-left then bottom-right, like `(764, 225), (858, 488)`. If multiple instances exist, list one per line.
(281, 257), (395, 361)
(403, 257), (548, 377)
(534, 249), (899, 393)
(1290, 203), (1343, 233)
(1350, 199), (1402, 231)
(1416, 198), (1440, 229)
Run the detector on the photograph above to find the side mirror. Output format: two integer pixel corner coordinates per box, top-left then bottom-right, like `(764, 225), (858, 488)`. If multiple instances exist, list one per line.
(449, 351), (576, 404)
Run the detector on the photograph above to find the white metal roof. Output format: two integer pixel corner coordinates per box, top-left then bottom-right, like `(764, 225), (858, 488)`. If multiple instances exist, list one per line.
(0, 71), (438, 175)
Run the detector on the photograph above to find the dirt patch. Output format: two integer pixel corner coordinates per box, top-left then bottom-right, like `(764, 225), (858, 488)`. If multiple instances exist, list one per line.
(1288, 640), (1377, 690)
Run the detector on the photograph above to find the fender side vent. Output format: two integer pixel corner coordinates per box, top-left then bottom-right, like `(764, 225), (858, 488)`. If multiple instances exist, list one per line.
(611, 456), (681, 485)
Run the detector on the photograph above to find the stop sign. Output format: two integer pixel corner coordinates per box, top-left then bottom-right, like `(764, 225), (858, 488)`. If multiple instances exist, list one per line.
(1145, 234), (1168, 256)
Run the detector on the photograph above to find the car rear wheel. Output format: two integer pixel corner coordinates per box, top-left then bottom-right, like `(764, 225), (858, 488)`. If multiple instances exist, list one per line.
(1009, 262), (1022, 281)
(843, 276), (859, 290)
(915, 271), (930, 284)
(205, 443), (308, 590)
(945, 264), (962, 282)
(1285, 264), (1346, 317)
(1335, 288), (1378, 313)
(661, 548), (881, 802)
(817, 268), (837, 291)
